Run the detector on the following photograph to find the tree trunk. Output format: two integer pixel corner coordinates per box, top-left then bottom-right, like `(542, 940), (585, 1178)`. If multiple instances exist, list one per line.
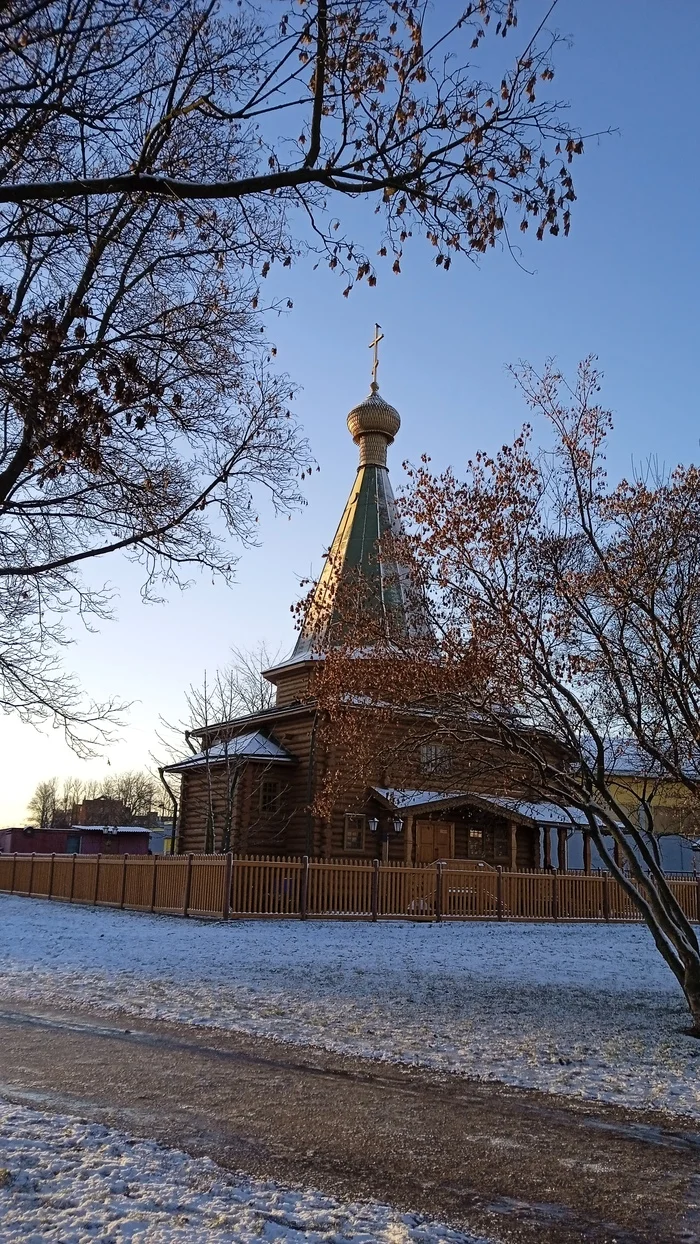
(683, 960), (700, 1036)
(204, 807), (215, 855)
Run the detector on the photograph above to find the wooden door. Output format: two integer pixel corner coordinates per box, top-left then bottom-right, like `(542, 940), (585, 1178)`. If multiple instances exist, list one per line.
(415, 820), (455, 863)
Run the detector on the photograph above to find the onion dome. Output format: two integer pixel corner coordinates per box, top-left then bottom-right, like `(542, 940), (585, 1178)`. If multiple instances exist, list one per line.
(347, 381), (401, 467)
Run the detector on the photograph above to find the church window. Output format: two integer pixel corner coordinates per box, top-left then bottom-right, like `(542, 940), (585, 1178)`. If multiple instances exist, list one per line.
(420, 744), (452, 776)
(343, 813), (366, 852)
(260, 778), (283, 818)
(468, 827), (484, 858)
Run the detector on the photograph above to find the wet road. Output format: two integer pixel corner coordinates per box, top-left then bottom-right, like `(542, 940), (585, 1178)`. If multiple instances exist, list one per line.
(0, 1003), (697, 1243)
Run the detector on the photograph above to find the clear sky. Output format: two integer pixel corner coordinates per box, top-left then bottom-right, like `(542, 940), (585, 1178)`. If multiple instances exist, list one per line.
(2, 0), (699, 824)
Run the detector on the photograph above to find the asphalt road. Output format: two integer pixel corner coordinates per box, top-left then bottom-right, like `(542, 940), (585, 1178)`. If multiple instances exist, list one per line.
(0, 1002), (697, 1244)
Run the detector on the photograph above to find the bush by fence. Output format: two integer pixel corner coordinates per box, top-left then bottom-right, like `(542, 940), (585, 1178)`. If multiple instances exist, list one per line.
(0, 852), (698, 924)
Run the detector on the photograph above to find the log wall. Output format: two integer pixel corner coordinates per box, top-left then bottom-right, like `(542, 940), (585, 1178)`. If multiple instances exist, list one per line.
(178, 705), (545, 863)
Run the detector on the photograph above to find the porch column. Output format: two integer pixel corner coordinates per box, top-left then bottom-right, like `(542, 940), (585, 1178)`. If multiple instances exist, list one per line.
(543, 825), (552, 870)
(613, 836), (622, 869)
(583, 831), (592, 875)
(403, 814), (415, 866)
(509, 821), (518, 871)
(557, 826), (568, 873)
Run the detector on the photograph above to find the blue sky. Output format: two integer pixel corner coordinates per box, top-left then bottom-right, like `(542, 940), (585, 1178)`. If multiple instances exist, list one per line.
(2, 0), (699, 823)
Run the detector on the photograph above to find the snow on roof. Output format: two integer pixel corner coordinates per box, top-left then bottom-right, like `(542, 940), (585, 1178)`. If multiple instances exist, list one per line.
(594, 738), (700, 779)
(69, 825), (149, 835)
(164, 730), (294, 773)
(371, 787), (599, 827)
(372, 788), (465, 810)
(466, 795), (595, 827)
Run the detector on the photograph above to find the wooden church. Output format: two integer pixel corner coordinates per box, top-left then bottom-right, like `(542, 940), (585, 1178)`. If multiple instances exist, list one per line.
(167, 352), (576, 871)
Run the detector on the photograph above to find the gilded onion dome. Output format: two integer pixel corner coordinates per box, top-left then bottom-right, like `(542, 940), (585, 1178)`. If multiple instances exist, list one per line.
(346, 381), (401, 468)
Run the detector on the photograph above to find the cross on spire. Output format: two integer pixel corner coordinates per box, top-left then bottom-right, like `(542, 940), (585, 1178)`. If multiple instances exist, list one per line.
(369, 323), (384, 390)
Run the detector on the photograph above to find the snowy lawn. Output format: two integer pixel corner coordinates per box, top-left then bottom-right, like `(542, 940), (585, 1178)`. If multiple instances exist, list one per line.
(1, 895), (699, 1118)
(0, 1099), (488, 1243)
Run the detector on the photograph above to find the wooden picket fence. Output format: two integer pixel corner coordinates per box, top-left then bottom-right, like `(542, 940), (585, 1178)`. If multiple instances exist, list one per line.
(0, 851), (698, 924)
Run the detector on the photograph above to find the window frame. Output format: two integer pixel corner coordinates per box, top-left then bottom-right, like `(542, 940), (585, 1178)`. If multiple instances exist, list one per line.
(259, 777), (283, 819)
(468, 826), (485, 858)
(420, 743), (453, 776)
(343, 812), (366, 853)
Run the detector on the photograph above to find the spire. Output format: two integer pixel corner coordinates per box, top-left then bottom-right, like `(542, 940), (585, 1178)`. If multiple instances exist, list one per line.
(288, 338), (431, 662)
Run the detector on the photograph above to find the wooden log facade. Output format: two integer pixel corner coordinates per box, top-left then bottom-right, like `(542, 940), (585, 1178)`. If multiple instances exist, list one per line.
(172, 660), (544, 868)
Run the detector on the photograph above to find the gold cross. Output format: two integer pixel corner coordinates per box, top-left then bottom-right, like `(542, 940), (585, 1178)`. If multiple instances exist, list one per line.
(369, 323), (384, 388)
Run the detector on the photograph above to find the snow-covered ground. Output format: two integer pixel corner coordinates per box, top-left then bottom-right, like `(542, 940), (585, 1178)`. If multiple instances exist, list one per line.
(1, 896), (699, 1118)
(0, 1099), (487, 1243)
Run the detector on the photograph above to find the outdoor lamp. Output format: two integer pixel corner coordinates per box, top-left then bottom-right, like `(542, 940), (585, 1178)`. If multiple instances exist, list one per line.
(392, 816), (404, 834)
(368, 817), (379, 834)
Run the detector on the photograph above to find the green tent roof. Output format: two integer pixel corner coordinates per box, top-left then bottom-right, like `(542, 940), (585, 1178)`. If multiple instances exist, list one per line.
(293, 388), (431, 659)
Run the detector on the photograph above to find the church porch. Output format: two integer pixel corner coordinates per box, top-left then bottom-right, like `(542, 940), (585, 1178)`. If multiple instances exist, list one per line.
(367, 788), (588, 873)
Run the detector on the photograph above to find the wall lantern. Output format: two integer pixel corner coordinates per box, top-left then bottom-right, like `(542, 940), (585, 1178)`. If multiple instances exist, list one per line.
(392, 816), (404, 834)
(368, 817), (379, 834)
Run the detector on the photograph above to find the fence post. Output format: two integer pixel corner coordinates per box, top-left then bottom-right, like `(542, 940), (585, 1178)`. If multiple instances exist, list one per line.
(69, 853), (77, 903)
(11, 852), (17, 894)
(229, 853), (237, 918)
(222, 852), (233, 920)
(300, 855), (309, 920)
(27, 852), (36, 898)
(93, 854), (101, 905)
(602, 872), (611, 922)
(552, 871), (559, 922)
(371, 858), (379, 922)
(435, 861), (444, 923)
(120, 854), (129, 909)
(183, 853), (194, 917)
(496, 866), (503, 921)
(150, 855), (158, 913)
(48, 853), (55, 901)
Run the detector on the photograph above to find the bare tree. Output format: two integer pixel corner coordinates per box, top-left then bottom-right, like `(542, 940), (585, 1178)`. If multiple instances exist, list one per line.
(26, 776), (58, 826)
(0, 0), (585, 261)
(27, 768), (166, 825)
(176, 671), (243, 853)
(106, 770), (162, 819)
(316, 361), (700, 1032)
(156, 641), (283, 850)
(184, 641), (282, 729)
(0, 0), (590, 750)
(0, 1), (312, 750)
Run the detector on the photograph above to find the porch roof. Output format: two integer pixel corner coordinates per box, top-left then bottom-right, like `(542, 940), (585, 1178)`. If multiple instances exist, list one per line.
(370, 787), (596, 828)
(164, 731), (294, 773)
